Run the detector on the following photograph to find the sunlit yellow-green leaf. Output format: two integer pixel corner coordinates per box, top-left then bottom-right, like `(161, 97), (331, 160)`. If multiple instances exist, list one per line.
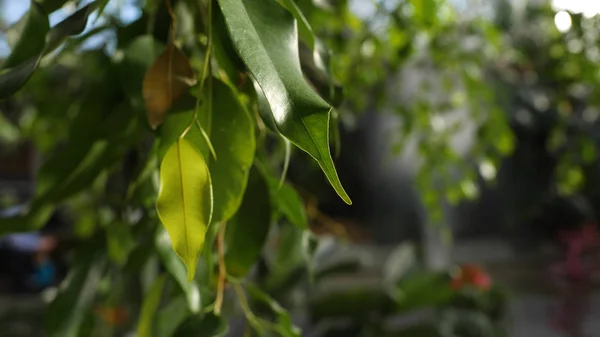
(156, 138), (213, 280)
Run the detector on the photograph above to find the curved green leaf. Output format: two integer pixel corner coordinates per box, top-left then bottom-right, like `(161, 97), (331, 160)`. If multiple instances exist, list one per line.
(173, 312), (228, 337)
(156, 138), (213, 281)
(158, 79), (256, 224)
(256, 160), (307, 229)
(213, 1), (246, 85)
(0, 1), (101, 99)
(157, 95), (206, 161)
(137, 274), (167, 337)
(280, 0), (314, 49)
(224, 166), (271, 278)
(252, 77), (277, 132)
(45, 2), (99, 54)
(38, 0), (71, 14)
(0, 58), (41, 99)
(120, 36), (165, 111)
(209, 79), (256, 223)
(246, 284), (300, 337)
(156, 296), (190, 337)
(2, 2), (49, 70)
(156, 227), (201, 313)
(217, 0), (351, 205)
(46, 239), (105, 337)
(106, 221), (135, 266)
(0, 2), (49, 99)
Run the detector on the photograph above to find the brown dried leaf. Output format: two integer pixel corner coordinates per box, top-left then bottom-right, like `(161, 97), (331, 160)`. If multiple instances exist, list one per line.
(142, 44), (195, 129)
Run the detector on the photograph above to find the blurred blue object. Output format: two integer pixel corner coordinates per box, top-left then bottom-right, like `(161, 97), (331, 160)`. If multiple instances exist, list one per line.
(31, 259), (56, 288)
(0, 205), (42, 253)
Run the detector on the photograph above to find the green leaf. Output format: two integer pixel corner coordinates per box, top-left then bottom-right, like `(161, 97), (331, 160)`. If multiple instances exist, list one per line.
(410, 0), (437, 26)
(280, 0), (314, 48)
(217, 0), (351, 205)
(209, 79), (256, 223)
(224, 166), (271, 278)
(212, 0), (246, 85)
(156, 225), (201, 313)
(256, 161), (307, 229)
(252, 77), (277, 132)
(299, 41), (344, 108)
(137, 274), (168, 337)
(45, 2), (99, 54)
(392, 271), (454, 312)
(173, 312), (228, 337)
(158, 79), (255, 224)
(157, 95), (206, 161)
(93, 0), (111, 24)
(0, 205), (54, 236)
(0, 58), (41, 99)
(1, 2), (49, 70)
(156, 296), (190, 337)
(106, 221), (135, 266)
(0, 1), (101, 99)
(37, 0), (71, 13)
(46, 240), (105, 337)
(246, 284), (300, 337)
(120, 36), (165, 111)
(0, 1), (49, 99)
(156, 138), (213, 281)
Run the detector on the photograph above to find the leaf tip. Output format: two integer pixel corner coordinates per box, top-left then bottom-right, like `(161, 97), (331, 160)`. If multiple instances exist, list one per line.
(186, 263), (197, 282)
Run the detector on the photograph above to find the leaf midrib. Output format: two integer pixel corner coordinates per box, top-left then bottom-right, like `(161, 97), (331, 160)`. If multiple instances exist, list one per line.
(177, 140), (191, 262)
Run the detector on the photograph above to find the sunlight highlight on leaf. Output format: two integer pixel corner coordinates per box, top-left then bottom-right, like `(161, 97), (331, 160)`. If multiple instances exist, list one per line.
(156, 138), (213, 280)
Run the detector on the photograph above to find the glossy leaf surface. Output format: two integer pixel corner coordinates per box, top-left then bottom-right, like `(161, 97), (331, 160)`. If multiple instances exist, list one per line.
(224, 167), (271, 278)
(209, 79), (256, 223)
(217, 0), (351, 205)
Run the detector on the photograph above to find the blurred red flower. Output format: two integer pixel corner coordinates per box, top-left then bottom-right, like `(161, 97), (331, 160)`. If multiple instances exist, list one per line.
(451, 264), (492, 291)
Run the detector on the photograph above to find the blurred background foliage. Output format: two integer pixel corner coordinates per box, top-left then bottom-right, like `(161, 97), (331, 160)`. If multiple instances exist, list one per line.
(0, 0), (600, 336)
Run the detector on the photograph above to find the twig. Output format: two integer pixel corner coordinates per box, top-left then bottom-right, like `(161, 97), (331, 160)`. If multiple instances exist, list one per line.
(214, 221), (227, 315)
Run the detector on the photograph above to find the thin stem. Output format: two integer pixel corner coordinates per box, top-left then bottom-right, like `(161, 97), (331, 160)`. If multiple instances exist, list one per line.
(232, 282), (280, 333)
(165, 0), (177, 43)
(181, 0), (214, 139)
(214, 221), (227, 315)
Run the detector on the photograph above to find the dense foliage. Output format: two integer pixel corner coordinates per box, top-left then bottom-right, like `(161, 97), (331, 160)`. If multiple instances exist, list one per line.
(2, 0), (599, 336)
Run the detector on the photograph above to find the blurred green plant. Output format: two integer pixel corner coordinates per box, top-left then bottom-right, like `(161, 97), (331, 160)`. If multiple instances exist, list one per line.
(2, 0), (596, 335)
(0, 0), (352, 335)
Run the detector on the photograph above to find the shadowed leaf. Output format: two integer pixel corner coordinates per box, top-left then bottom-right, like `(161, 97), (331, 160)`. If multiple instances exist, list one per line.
(143, 44), (195, 129)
